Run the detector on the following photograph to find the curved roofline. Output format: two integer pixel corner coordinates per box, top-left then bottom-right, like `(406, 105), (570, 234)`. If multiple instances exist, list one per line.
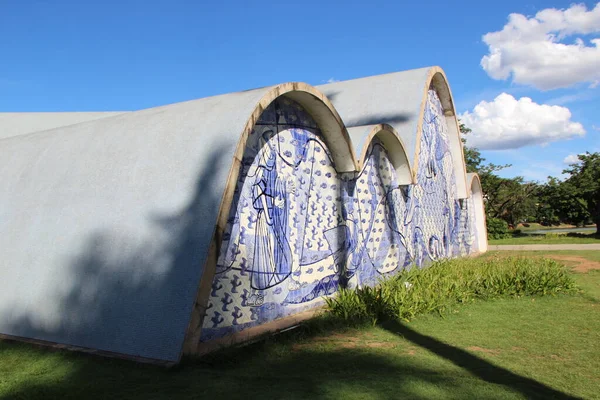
(466, 172), (488, 252)
(237, 83), (358, 173)
(414, 67), (468, 199)
(466, 172), (482, 196)
(221, 82), (358, 238)
(185, 82), (358, 355)
(0, 111), (128, 141)
(350, 123), (414, 185)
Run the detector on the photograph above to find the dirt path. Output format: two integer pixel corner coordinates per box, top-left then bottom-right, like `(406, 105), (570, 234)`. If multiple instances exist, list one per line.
(488, 248), (600, 273)
(544, 255), (600, 273)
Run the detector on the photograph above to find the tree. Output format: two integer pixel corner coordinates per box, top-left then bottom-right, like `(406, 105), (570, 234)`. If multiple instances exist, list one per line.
(562, 152), (600, 234)
(459, 122), (599, 234)
(537, 177), (589, 227)
(459, 120), (536, 226)
(482, 175), (538, 226)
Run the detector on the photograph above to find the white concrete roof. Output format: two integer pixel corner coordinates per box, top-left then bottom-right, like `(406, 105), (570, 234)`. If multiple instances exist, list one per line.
(318, 66), (468, 198)
(0, 112), (126, 140)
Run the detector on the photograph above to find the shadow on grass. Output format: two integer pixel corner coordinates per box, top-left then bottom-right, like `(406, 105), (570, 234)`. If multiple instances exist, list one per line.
(381, 320), (581, 400)
(1, 316), (584, 400)
(0, 339), (524, 400)
(0, 337), (465, 399)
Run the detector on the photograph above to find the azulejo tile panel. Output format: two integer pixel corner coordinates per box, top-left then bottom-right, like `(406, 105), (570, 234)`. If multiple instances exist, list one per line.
(200, 91), (478, 342)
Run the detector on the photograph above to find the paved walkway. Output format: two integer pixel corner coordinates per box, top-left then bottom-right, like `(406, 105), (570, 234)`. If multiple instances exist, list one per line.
(489, 244), (600, 251)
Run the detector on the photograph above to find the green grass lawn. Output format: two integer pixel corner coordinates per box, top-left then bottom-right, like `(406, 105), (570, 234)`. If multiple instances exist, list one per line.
(489, 232), (600, 245)
(483, 250), (600, 263)
(1, 253), (599, 399)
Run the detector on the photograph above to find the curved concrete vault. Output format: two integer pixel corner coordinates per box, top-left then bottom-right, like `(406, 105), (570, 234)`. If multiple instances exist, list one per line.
(0, 66), (486, 364)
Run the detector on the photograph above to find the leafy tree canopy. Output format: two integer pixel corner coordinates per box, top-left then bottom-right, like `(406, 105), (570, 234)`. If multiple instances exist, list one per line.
(562, 152), (600, 233)
(459, 121), (600, 235)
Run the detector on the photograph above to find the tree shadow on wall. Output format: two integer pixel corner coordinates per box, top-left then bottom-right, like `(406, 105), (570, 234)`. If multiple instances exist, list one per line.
(344, 112), (412, 128)
(2, 144), (231, 362)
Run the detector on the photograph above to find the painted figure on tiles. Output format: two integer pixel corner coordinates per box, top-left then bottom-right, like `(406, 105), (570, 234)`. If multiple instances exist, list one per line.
(248, 129), (298, 290)
(202, 98), (357, 340)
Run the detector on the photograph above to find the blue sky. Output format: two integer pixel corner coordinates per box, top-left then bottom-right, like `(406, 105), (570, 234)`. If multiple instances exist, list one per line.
(1, 0), (598, 181)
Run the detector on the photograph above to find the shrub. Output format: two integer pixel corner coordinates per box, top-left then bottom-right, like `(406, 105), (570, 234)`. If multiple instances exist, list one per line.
(487, 217), (510, 239)
(324, 256), (577, 324)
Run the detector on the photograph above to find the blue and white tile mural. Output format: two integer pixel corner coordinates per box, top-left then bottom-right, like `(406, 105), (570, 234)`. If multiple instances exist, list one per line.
(200, 89), (480, 342)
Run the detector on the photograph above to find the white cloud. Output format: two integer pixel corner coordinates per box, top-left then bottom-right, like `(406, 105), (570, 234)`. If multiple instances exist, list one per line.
(593, 125), (600, 131)
(326, 78), (339, 83)
(563, 154), (582, 164)
(459, 93), (585, 150)
(481, 3), (600, 90)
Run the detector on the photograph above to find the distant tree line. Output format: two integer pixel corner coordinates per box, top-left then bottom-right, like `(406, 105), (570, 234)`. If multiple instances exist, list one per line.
(460, 122), (600, 236)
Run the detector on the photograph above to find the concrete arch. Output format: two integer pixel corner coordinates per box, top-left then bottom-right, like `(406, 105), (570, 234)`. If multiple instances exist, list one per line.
(467, 173), (488, 253)
(184, 83), (358, 355)
(235, 83), (358, 174)
(213, 83), (358, 250)
(346, 123), (413, 185)
(318, 66), (469, 199)
(415, 67), (468, 199)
